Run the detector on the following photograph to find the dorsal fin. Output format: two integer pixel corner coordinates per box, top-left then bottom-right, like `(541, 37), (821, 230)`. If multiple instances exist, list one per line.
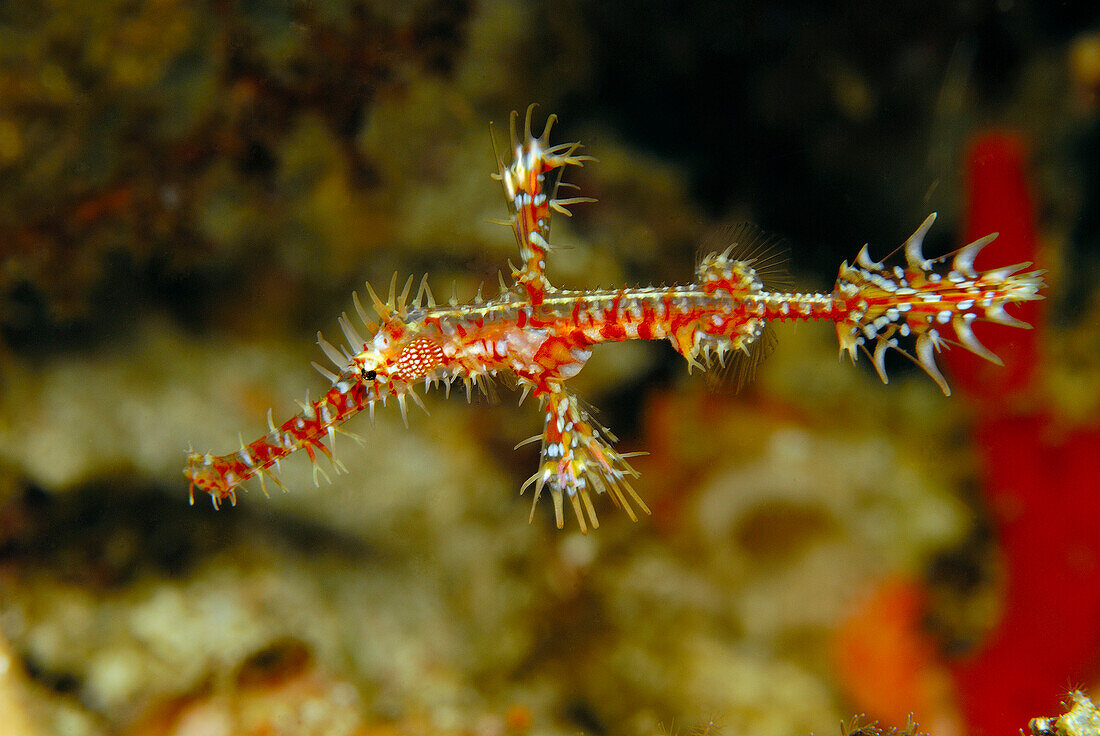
(696, 222), (791, 293)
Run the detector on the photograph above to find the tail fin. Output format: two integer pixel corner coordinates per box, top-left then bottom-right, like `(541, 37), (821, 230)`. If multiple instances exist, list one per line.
(834, 213), (1045, 395)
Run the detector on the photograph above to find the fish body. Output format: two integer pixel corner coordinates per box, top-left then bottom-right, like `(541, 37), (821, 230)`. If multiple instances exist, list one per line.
(185, 107), (1045, 532)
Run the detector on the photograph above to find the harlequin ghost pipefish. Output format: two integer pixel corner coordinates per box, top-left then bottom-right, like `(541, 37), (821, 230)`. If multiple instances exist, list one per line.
(184, 106), (1045, 533)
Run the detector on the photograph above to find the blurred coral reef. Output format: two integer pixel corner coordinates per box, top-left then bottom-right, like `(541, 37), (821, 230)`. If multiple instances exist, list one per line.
(1, 2), (1098, 735)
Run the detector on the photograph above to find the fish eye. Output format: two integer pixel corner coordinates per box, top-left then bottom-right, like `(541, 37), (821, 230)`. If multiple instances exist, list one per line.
(363, 369), (377, 380)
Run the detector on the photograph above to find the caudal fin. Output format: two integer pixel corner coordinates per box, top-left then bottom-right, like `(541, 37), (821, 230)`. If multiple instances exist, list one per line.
(834, 213), (1045, 395)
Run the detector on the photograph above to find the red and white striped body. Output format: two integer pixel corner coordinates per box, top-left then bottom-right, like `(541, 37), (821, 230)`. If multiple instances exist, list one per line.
(185, 107), (1044, 532)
